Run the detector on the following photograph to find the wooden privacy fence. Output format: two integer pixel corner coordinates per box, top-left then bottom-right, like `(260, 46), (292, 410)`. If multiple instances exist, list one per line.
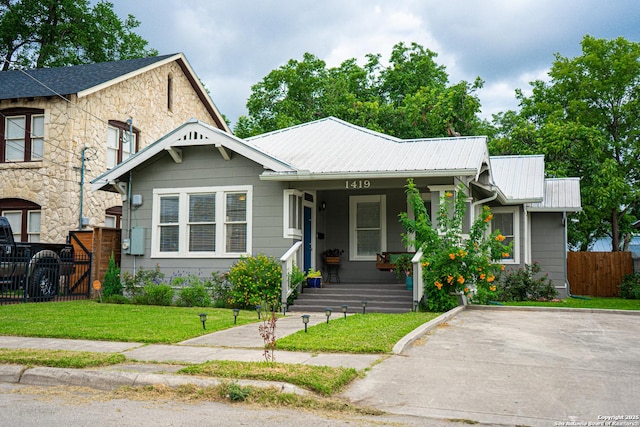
(567, 251), (633, 297)
(69, 227), (121, 297)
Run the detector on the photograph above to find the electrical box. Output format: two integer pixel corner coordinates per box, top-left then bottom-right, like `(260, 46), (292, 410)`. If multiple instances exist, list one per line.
(129, 227), (145, 255)
(131, 194), (143, 208)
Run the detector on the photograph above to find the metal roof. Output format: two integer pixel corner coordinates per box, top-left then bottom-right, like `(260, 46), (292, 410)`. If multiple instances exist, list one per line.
(0, 54), (176, 100)
(249, 117), (489, 179)
(489, 155), (545, 203)
(529, 178), (582, 212)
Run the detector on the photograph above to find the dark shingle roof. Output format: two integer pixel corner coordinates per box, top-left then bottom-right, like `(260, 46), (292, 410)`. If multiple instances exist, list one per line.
(0, 54), (177, 100)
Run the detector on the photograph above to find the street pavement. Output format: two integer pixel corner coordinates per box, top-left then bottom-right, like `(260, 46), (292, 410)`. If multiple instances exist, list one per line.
(1, 306), (639, 426)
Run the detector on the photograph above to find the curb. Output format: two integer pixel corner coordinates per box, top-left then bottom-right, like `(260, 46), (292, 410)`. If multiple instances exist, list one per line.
(4, 365), (310, 395)
(392, 305), (465, 354)
(466, 304), (640, 315)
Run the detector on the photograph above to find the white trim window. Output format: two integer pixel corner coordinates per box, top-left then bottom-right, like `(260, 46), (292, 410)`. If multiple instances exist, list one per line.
(349, 195), (386, 261)
(152, 186), (252, 258)
(283, 190), (303, 238)
(491, 207), (519, 264)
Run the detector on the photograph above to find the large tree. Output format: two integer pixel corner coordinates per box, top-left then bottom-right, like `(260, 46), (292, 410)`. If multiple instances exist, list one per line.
(234, 42), (489, 139)
(0, 0), (157, 71)
(491, 35), (640, 251)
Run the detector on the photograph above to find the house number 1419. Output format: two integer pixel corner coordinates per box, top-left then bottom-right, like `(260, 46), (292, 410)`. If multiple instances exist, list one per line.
(345, 180), (371, 189)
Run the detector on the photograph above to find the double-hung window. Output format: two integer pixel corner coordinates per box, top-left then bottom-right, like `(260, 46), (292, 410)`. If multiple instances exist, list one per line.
(0, 207), (41, 242)
(1, 109), (44, 163)
(283, 190), (303, 238)
(349, 195), (386, 261)
(152, 186), (251, 257)
(107, 120), (138, 169)
(491, 207), (519, 264)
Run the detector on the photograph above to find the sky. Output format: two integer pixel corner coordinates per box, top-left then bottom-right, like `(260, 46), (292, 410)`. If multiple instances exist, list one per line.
(108, 0), (640, 128)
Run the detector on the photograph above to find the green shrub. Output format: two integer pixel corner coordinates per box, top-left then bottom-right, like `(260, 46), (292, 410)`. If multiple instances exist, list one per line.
(176, 284), (212, 307)
(122, 265), (165, 299)
(102, 252), (122, 298)
(210, 271), (232, 308)
(496, 262), (557, 301)
(619, 273), (640, 299)
(101, 294), (130, 304)
(133, 283), (174, 306)
(227, 254), (282, 309)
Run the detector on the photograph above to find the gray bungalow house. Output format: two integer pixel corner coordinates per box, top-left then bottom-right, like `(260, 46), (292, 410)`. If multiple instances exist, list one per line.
(92, 117), (581, 306)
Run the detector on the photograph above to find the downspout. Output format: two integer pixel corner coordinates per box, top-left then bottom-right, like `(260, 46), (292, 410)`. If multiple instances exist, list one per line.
(471, 184), (498, 222)
(126, 119), (135, 274)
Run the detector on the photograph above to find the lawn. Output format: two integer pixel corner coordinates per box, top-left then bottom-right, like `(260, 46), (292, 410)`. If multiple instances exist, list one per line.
(276, 312), (440, 353)
(0, 300), (260, 343)
(504, 296), (640, 310)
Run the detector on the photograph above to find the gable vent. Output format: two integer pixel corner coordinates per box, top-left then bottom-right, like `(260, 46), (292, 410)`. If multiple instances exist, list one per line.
(179, 131), (209, 141)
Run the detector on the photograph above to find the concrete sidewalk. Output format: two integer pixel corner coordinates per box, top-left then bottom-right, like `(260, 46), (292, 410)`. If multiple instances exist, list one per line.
(0, 312), (384, 370)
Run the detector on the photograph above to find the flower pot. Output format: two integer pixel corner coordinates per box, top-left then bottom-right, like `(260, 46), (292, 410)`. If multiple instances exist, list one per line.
(405, 276), (413, 291)
(307, 277), (322, 288)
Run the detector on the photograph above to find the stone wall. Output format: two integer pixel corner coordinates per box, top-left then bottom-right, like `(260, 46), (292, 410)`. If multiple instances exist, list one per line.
(0, 59), (225, 243)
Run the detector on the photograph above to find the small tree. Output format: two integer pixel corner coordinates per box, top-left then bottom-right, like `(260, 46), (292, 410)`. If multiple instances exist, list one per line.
(102, 252), (122, 298)
(226, 254), (282, 309)
(400, 180), (511, 311)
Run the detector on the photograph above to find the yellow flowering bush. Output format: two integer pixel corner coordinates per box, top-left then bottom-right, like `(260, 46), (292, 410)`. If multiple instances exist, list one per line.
(400, 180), (512, 311)
(226, 254), (283, 309)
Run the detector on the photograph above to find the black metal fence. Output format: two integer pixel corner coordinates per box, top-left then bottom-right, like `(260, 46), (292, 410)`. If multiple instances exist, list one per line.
(0, 249), (92, 305)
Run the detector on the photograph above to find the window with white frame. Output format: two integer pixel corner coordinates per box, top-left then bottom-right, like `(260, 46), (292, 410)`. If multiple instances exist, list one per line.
(491, 207), (519, 263)
(283, 190), (303, 238)
(107, 120), (138, 169)
(1, 109), (44, 163)
(152, 186), (251, 257)
(349, 195), (386, 261)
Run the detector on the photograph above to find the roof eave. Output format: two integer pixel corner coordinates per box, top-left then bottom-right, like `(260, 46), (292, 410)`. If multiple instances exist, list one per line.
(259, 169), (479, 181)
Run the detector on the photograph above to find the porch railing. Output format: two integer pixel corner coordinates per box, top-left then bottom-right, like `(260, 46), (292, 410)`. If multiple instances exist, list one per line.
(280, 241), (303, 314)
(411, 249), (424, 310)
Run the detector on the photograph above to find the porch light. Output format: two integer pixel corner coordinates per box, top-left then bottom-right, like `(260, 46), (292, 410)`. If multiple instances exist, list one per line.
(325, 307), (332, 324)
(302, 314), (310, 332)
(342, 304), (348, 319)
(256, 305), (262, 319)
(233, 308), (239, 324)
(362, 301), (367, 314)
(199, 313), (207, 330)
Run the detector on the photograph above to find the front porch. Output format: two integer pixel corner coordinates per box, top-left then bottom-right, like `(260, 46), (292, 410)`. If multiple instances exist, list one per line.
(288, 281), (414, 314)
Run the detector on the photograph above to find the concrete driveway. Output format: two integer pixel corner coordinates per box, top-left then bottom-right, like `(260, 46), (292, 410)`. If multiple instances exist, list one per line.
(342, 307), (640, 426)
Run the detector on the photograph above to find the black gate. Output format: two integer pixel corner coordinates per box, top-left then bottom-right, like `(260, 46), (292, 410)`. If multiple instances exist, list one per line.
(0, 237), (92, 305)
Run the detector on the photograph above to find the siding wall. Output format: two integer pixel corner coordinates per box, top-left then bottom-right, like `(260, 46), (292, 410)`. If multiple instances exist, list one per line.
(120, 145), (291, 277)
(530, 212), (568, 297)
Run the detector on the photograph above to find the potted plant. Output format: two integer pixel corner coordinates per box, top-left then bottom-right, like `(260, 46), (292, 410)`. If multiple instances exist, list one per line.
(306, 269), (322, 288)
(393, 254), (413, 290)
(322, 248), (344, 264)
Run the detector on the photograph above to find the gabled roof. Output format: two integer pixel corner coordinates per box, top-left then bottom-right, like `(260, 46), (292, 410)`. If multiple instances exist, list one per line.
(249, 117), (490, 180)
(529, 178), (582, 212)
(490, 155), (545, 203)
(91, 119), (294, 192)
(0, 53), (229, 132)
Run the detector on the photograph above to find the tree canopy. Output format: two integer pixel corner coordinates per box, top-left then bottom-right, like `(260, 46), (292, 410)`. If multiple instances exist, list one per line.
(0, 0), (157, 71)
(234, 42), (490, 139)
(490, 35), (640, 251)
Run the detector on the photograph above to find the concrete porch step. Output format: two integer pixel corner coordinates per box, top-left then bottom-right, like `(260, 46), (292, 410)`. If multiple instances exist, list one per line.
(290, 282), (413, 314)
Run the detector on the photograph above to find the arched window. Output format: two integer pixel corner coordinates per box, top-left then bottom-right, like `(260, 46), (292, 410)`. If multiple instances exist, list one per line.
(0, 198), (41, 242)
(0, 108), (45, 163)
(107, 120), (139, 169)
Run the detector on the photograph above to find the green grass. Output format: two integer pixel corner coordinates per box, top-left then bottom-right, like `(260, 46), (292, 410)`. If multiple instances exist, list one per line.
(179, 360), (360, 396)
(276, 312), (440, 353)
(504, 296), (640, 310)
(0, 348), (125, 368)
(0, 300), (260, 343)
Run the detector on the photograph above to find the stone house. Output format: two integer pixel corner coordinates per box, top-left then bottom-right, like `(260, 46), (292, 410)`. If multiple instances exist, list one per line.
(0, 54), (228, 243)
